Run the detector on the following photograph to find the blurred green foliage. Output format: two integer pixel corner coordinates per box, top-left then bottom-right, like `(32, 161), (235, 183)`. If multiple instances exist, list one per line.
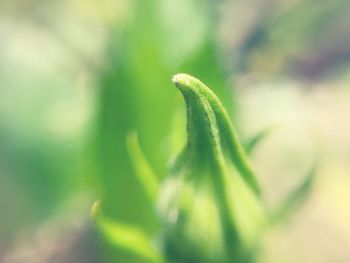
(1, 0), (350, 262)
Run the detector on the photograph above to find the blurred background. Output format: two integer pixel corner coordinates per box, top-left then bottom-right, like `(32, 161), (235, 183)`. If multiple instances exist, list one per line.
(1, 0), (350, 262)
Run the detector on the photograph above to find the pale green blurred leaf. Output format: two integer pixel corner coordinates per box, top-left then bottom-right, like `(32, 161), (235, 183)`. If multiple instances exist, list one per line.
(92, 201), (163, 263)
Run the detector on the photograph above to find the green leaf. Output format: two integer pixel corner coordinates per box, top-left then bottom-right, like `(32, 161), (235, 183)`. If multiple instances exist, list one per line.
(172, 74), (260, 195)
(245, 125), (280, 155)
(158, 74), (266, 263)
(126, 132), (159, 202)
(270, 162), (318, 224)
(92, 201), (163, 263)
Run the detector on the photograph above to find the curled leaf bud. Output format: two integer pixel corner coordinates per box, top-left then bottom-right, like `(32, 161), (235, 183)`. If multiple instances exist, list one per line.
(158, 74), (266, 263)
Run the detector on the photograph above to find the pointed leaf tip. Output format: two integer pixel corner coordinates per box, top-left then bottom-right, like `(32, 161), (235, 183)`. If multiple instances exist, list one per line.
(91, 200), (101, 219)
(172, 73), (204, 91)
(172, 73), (189, 87)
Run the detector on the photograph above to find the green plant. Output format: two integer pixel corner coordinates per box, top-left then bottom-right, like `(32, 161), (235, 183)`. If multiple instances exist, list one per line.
(93, 74), (316, 263)
(93, 1), (234, 261)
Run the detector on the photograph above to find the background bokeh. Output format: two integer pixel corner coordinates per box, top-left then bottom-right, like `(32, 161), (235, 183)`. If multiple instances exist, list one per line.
(1, 0), (350, 262)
